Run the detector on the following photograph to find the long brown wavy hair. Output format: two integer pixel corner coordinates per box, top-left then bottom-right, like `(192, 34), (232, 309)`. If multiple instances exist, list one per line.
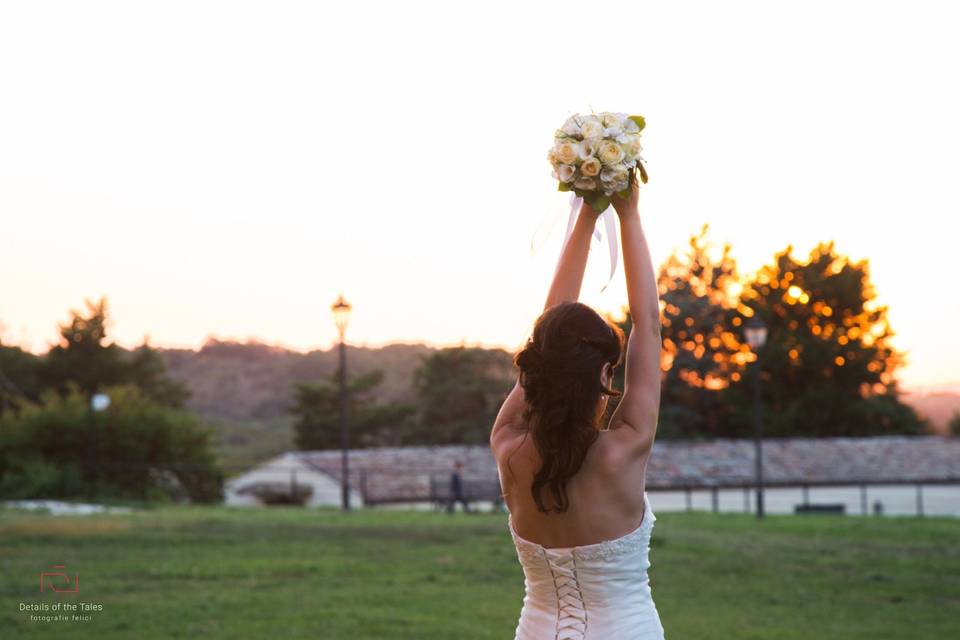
(512, 301), (626, 513)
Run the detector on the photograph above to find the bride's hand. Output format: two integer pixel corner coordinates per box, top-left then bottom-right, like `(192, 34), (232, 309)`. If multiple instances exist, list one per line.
(610, 171), (640, 218)
(579, 199), (604, 219)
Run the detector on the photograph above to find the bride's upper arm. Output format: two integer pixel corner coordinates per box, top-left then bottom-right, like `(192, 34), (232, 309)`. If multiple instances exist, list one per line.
(607, 322), (662, 450)
(608, 388), (659, 454)
(490, 379), (527, 445)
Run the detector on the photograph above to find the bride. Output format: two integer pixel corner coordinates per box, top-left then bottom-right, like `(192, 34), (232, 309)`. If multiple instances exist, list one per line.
(490, 175), (666, 639)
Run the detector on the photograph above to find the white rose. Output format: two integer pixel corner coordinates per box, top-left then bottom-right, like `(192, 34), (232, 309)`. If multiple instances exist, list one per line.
(561, 114), (582, 137)
(580, 157), (602, 177)
(604, 126), (623, 138)
(577, 139), (597, 160)
(555, 141), (580, 165)
(599, 112), (620, 127)
(547, 148), (559, 165)
(598, 141), (626, 165)
(574, 176), (596, 190)
(600, 164), (628, 183)
(623, 118), (640, 134)
(557, 164), (577, 183)
(621, 134), (642, 157)
(580, 116), (604, 139)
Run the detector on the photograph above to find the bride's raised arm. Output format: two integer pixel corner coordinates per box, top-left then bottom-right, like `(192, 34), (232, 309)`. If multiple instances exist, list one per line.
(542, 200), (602, 311)
(490, 200), (601, 445)
(607, 176), (662, 449)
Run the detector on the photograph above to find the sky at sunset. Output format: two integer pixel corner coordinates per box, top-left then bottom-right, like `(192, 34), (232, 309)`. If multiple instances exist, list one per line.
(1, 1), (958, 391)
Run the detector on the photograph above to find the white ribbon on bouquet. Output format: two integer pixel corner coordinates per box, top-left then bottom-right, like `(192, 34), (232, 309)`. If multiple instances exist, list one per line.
(554, 193), (619, 293)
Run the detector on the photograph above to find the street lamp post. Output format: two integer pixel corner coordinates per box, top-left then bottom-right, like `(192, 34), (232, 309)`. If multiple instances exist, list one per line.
(331, 294), (353, 511)
(744, 315), (768, 519)
(88, 392), (111, 499)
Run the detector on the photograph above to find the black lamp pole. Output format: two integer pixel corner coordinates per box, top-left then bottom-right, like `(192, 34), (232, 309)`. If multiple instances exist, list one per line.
(744, 315), (768, 519)
(332, 295), (352, 512)
(752, 352), (765, 518)
(88, 391), (111, 500)
(87, 396), (97, 499)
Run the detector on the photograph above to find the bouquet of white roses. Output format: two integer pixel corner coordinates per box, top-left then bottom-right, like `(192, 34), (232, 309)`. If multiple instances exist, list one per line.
(548, 111), (648, 213)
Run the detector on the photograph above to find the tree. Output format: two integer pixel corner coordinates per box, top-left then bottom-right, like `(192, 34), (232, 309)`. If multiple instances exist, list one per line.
(39, 297), (188, 408)
(611, 229), (926, 439)
(0, 383), (223, 503)
(40, 297), (129, 396)
(948, 410), (960, 437)
(612, 224), (747, 439)
(0, 343), (44, 411)
(290, 369), (415, 450)
(735, 241), (928, 437)
(126, 339), (191, 409)
(411, 346), (515, 445)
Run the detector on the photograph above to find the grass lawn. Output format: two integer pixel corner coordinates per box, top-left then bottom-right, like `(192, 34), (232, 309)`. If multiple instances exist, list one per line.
(1, 504), (957, 639)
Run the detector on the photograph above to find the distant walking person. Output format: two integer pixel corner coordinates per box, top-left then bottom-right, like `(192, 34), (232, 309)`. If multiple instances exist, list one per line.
(447, 461), (472, 513)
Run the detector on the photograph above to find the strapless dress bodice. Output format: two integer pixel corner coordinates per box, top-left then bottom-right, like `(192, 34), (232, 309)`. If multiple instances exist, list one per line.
(507, 491), (665, 639)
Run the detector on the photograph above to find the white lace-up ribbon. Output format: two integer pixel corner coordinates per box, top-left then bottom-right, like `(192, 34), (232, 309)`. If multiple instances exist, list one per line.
(544, 550), (587, 640)
(555, 193), (619, 294)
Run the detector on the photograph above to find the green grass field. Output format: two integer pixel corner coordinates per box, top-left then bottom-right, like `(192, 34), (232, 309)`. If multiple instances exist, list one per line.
(1, 505), (957, 639)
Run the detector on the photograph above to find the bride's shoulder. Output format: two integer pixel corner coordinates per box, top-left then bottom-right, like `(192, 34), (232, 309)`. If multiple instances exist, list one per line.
(490, 422), (532, 462)
(594, 421), (655, 470)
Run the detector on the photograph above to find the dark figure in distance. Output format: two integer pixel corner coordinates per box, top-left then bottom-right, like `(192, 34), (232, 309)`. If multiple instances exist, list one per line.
(447, 461), (472, 513)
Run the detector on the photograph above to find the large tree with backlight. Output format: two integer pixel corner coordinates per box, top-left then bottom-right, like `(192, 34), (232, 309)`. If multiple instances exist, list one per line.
(613, 229), (928, 438)
(612, 224), (746, 438)
(732, 240), (927, 437)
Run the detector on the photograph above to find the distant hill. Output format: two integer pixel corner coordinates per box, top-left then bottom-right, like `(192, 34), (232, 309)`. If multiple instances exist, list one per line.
(160, 338), (443, 421)
(158, 338), (515, 472)
(156, 337), (958, 471)
(901, 389), (960, 435)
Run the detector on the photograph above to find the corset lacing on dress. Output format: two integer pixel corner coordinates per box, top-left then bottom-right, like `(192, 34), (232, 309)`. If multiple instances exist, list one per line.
(507, 493), (663, 640)
(543, 549), (587, 640)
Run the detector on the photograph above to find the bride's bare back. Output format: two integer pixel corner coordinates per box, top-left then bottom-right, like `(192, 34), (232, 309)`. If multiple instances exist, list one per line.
(490, 175), (662, 549)
(493, 423), (652, 548)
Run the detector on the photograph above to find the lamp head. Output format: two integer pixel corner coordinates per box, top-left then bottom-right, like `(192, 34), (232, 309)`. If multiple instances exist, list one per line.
(744, 315), (768, 350)
(90, 392), (111, 412)
(331, 294), (352, 336)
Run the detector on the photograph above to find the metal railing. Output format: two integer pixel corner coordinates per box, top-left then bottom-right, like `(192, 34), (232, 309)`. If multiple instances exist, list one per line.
(7, 459), (958, 518)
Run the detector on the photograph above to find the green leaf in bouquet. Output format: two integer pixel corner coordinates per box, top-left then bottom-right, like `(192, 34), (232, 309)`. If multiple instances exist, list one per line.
(589, 194), (611, 213)
(617, 187), (631, 199)
(628, 115), (646, 132)
(637, 161), (648, 184)
(558, 181), (571, 192)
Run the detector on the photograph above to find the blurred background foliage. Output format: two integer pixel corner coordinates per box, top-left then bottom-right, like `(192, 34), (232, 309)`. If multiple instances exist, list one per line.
(0, 228), (938, 500)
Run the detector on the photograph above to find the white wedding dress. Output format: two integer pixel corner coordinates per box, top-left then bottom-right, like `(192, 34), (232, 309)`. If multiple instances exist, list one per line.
(507, 490), (665, 639)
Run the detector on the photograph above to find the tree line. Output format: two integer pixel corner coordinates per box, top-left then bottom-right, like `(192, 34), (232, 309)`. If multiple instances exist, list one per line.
(0, 228), (932, 501)
(290, 227), (929, 449)
(0, 298), (222, 502)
